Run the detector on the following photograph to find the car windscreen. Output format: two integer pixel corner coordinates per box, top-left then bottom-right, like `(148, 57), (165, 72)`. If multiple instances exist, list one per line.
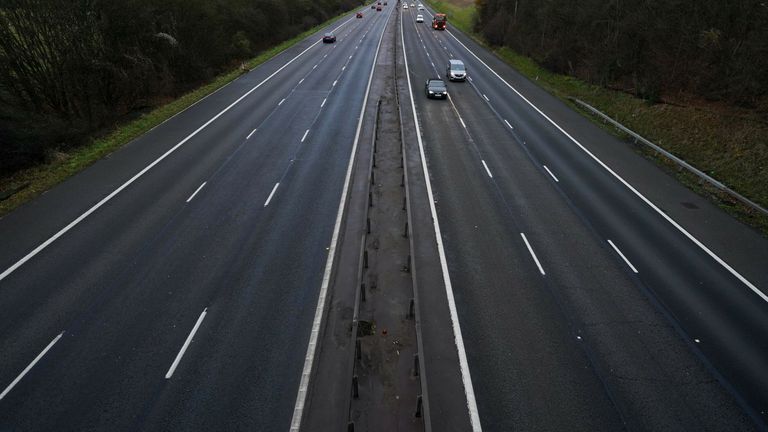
(429, 81), (446, 90)
(451, 64), (465, 71)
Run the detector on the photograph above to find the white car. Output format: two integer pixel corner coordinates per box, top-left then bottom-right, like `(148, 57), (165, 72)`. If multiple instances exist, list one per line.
(410, 3), (415, 6)
(403, 3), (408, 8)
(416, 14), (424, 22)
(418, 3), (424, 9)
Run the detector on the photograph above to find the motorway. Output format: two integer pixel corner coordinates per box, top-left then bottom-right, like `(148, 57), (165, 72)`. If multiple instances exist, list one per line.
(400, 4), (767, 432)
(0, 5), (394, 431)
(1, 1), (767, 431)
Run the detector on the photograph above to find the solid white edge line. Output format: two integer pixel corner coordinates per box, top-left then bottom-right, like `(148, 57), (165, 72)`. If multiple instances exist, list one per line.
(321, 98), (327, 108)
(482, 94), (489, 102)
(503, 119), (513, 129)
(608, 239), (639, 274)
(442, 25), (767, 303)
(299, 78), (305, 85)
(459, 117), (467, 129)
(332, 79), (338, 87)
(186, 181), (207, 203)
(401, 12), (482, 431)
(0, 332), (63, 401)
(521, 233), (546, 276)
(301, 129), (310, 143)
(543, 165), (559, 183)
(0, 16), (357, 283)
(481, 160), (493, 178)
(289, 7), (393, 431)
(247, 128), (257, 139)
(279, 98), (286, 106)
(264, 182), (280, 207)
(165, 308), (208, 379)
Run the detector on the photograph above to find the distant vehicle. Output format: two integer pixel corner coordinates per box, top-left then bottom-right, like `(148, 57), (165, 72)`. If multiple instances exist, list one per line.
(418, 4), (424, 10)
(416, 14), (424, 22)
(403, 3), (408, 8)
(425, 79), (447, 99)
(446, 59), (466, 81)
(356, 12), (363, 18)
(371, 4), (376, 8)
(323, 33), (336, 43)
(376, 5), (382, 10)
(383, 1), (388, 4)
(410, 2), (415, 6)
(432, 13), (447, 30)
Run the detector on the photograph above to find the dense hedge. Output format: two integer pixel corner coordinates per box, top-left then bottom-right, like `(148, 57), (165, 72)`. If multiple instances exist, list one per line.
(475, 0), (768, 106)
(0, 0), (359, 174)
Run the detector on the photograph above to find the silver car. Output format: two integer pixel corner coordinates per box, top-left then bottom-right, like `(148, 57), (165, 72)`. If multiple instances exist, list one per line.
(446, 59), (467, 81)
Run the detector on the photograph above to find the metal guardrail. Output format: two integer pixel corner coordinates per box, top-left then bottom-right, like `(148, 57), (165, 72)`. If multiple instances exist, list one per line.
(570, 97), (768, 217)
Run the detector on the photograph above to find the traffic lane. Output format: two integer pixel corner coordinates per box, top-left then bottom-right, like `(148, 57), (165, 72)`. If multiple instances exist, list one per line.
(420, 15), (768, 424)
(421, 31), (757, 427)
(0, 12), (369, 272)
(0, 18), (354, 387)
(421, 6), (768, 293)
(402, 18), (625, 431)
(488, 80), (768, 423)
(0, 102), (317, 430)
(134, 52), (380, 429)
(0, 14), (384, 428)
(0, 0), (383, 358)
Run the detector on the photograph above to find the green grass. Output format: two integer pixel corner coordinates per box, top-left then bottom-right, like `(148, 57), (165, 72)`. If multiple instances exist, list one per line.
(0, 8), (356, 216)
(426, 0), (476, 33)
(425, 0), (768, 235)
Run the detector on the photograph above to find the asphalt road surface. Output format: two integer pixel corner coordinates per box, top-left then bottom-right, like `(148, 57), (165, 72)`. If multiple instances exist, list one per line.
(0, 5), (394, 431)
(1, 1), (767, 431)
(400, 4), (767, 432)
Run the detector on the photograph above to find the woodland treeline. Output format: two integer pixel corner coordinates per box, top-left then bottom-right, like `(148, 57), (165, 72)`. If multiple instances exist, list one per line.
(0, 0), (358, 174)
(475, 0), (768, 106)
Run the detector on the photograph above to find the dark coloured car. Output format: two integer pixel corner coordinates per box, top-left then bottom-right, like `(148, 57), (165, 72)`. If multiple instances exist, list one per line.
(323, 33), (336, 43)
(371, 4), (376, 8)
(356, 12), (363, 18)
(425, 79), (447, 99)
(376, 5), (382, 10)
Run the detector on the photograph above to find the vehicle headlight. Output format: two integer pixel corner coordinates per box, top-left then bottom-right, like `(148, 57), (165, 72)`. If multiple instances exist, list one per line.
(429, 90), (434, 94)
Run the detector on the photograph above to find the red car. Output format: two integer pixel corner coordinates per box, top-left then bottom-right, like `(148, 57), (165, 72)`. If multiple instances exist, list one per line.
(356, 12), (363, 18)
(376, 5), (382, 10)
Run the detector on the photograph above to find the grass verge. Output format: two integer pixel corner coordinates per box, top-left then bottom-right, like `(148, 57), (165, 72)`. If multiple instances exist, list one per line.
(425, 0), (768, 236)
(0, 8), (357, 217)
(424, 0), (475, 32)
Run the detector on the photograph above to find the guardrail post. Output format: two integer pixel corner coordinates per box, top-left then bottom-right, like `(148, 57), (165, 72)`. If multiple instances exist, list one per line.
(415, 395), (423, 417)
